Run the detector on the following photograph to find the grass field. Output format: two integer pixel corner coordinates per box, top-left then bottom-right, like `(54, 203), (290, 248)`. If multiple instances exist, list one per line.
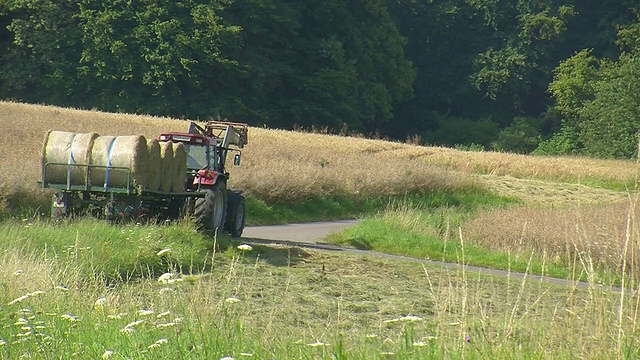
(2, 101), (640, 358)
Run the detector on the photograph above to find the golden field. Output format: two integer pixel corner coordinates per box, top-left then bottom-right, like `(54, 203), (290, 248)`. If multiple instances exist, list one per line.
(2, 101), (639, 263)
(0, 100), (635, 210)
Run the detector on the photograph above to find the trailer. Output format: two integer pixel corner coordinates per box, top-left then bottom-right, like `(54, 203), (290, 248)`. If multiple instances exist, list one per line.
(41, 121), (248, 237)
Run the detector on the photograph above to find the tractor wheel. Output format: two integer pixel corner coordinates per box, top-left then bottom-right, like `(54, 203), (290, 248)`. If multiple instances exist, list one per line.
(194, 183), (227, 232)
(225, 191), (246, 238)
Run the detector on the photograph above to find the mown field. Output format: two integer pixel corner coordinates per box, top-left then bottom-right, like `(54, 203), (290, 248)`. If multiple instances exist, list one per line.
(2, 101), (640, 359)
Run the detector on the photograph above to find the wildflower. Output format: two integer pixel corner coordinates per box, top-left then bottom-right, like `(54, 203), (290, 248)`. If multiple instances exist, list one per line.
(107, 313), (126, 320)
(148, 338), (168, 349)
(8, 290), (45, 305)
(225, 297), (241, 304)
(237, 244), (252, 251)
(60, 313), (80, 322)
(94, 297), (108, 310)
(158, 272), (183, 284)
(14, 318), (28, 326)
(156, 248), (171, 256)
(138, 309), (154, 316)
(0, 339), (6, 346)
(102, 350), (114, 359)
(365, 334), (378, 339)
(307, 341), (329, 347)
(383, 315), (423, 324)
(464, 335), (471, 343)
(156, 311), (171, 319)
(412, 341), (427, 347)
(156, 322), (176, 329)
(120, 319), (144, 334)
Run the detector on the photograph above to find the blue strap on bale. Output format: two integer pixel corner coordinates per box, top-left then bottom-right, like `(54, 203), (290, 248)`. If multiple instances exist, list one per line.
(104, 137), (117, 191)
(66, 133), (76, 189)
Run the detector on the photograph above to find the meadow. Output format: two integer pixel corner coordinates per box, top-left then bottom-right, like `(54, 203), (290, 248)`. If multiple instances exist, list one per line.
(2, 100), (640, 358)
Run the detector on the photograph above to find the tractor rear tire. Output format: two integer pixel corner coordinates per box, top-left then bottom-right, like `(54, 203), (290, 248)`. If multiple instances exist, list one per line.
(225, 191), (246, 238)
(194, 183), (227, 232)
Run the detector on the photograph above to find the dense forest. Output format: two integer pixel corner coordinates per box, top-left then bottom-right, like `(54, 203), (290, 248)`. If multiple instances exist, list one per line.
(1, 0), (640, 158)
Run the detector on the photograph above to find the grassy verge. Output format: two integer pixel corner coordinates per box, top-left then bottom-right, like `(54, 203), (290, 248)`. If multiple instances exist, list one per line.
(325, 196), (628, 286)
(246, 187), (520, 225)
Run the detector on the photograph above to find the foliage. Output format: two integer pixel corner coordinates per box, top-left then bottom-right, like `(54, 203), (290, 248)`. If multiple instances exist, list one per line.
(493, 117), (542, 154)
(422, 115), (501, 149)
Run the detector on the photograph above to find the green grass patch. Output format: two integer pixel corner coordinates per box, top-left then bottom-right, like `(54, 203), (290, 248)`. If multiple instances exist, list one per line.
(0, 218), (228, 283)
(246, 187), (520, 225)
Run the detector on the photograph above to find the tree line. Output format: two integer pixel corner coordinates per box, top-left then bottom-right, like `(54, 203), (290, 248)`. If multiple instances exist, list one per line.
(1, 0), (640, 158)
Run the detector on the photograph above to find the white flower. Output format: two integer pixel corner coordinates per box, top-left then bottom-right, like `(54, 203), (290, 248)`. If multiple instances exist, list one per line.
(156, 322), (176, 329)
(8, 290), (45, 305)
(237, 244), (252, 251)
(148, 338), (168, 349)
(156, 248), (171, 256)
(138, 309), (154, 316)
(60, 313), (79, 322)
(225, 297), (241, 304)
(384, 315), (423, 324)
(14, 318), (28, 326)
(156, 311), (171, 319)
(102, 350), (114, 359)
(307, 341), (329, 347)
(158, 273), (183, 284)
(412, 341), (427, 347)
(0, 339), (6, 346)
(94, 297), (108, 310)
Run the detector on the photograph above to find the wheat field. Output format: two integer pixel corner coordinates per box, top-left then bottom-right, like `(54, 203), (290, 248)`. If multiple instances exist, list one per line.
(1, 100), (635, 212)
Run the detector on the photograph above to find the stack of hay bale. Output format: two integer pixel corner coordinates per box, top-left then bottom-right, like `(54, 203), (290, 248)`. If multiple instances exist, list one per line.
(42, 130), (187, 193)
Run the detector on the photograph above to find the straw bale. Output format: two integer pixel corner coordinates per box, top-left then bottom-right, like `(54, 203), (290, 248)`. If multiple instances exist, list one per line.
(159, 141), (174, 192)
(171, 142), (187, 192)
(89, 135), (149, 191)
(146, 139), (161, 191)
(42, 130), (98, 185)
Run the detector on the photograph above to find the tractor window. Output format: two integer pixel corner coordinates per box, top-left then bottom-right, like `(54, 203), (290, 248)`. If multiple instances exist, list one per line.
(184, 144), (208, 170)
(209, 146), (218, 170)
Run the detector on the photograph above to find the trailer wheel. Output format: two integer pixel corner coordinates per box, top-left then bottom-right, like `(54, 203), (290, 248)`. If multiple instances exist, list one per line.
(194, 183), (227, 232)
(226, 192), (246, 238)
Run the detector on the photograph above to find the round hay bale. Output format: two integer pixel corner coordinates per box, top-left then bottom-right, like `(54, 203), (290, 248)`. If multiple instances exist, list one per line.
(159, 141), (174, 192)
(42, 130), (99, 186)
(146, 139), (161, 191)
(89, 135), (149, 191)
(171, 142), (187, 192)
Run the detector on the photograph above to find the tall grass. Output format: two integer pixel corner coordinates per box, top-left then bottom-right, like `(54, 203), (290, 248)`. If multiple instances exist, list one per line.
(1, 219), (639, 358)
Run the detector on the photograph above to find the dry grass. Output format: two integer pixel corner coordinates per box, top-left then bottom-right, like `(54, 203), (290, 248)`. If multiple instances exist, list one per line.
(462, 197), (640, 277)
(0, 100), (633, 211)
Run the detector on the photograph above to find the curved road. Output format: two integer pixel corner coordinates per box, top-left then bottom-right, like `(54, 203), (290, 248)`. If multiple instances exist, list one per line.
(242, 220), (627, 294)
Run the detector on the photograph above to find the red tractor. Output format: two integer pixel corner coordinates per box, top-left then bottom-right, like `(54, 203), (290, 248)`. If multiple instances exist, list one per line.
(42, 121), (248, 237)
(158, 121), (248, 236)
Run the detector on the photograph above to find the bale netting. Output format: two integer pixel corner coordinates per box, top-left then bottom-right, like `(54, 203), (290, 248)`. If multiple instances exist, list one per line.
(171, 142), (187, 192)
(89, 135), (149, 191)
(42, 130), (99, 186)
(159, 141), (175, 193)
(146, 139), (161, 191)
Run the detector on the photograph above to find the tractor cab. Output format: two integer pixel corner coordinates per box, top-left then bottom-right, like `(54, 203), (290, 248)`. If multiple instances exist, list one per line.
(158, 121), (248, 190)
